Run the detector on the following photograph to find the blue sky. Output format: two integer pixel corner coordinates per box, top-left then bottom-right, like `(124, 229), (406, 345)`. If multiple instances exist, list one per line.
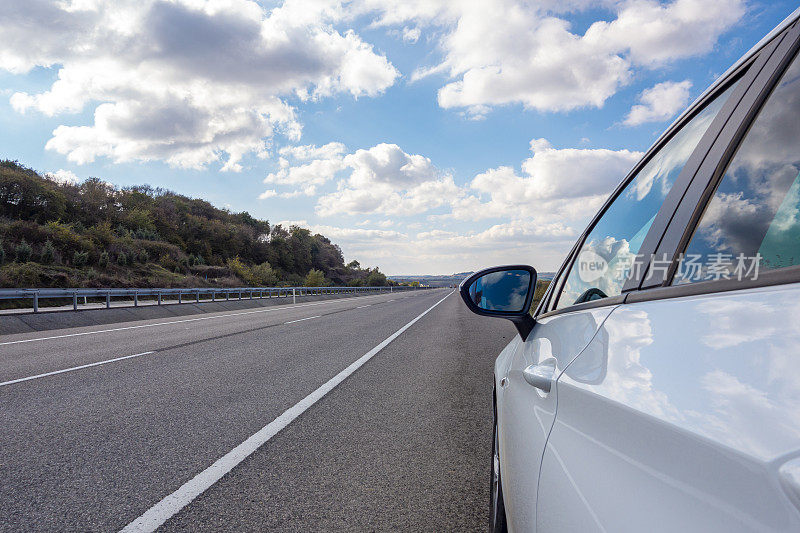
(0, 0), (796, 274)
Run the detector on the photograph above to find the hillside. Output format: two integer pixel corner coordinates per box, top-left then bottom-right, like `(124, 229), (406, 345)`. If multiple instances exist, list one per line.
(0, 161), (389, 289)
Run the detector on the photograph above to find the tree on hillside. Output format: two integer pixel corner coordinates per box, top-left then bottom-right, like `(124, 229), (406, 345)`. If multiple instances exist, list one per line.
(304, 269), (326, 287)
(366, 268), (388, 287)
(40, 240), (55, 264)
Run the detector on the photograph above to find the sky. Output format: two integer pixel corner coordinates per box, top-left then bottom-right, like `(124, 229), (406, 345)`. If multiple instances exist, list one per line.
(0, 0), (796, 275)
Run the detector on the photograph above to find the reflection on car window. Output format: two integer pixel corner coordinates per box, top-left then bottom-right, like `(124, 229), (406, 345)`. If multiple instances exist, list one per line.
(675, 54), (800, 284)
(555, 82), (737, 310)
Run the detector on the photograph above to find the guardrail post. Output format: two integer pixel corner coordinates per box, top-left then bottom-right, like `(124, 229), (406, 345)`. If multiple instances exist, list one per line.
(196, 290), (199, 303)
(292, 287), (296, 304)
(212, 291), (216, 302)
(157, 292), (162, 305)
(178, 292), (182, 304)
(33, 293), (39, 313)
(134, 292), (138, 307)
(105, 292), (110, 309)
(249, 290), (253, 299)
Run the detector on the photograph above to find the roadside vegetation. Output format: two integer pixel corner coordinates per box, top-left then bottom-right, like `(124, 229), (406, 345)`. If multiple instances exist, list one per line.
(531, 279), (551, 312)
(0, 160), (392, 289)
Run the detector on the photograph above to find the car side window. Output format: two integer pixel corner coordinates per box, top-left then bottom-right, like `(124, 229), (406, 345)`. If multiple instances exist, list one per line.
(674, 53), (800, 283)
(554, 82), (737, 310)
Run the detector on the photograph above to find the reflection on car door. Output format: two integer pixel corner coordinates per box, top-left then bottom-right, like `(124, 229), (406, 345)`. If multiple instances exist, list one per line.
(498, 306), (615, 531)
(536, 287), (800, 531)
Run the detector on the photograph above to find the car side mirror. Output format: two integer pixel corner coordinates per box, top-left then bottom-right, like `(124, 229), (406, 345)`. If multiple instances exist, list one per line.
(459, 265), (537, 340)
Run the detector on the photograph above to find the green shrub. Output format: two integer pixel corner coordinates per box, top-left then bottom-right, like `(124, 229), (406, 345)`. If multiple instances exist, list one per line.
(226, 256), (250, 282)
(160, 254), (180, 272)
(0, 261), (45, 286)
(114, 224), (130, 238)
(188, 254), (205, 266)
(40, 240), (55, 264)
(73, 250), (89, 267)
(0, 240), (5, 265)
(138, 250), (150, 263)
(98, 251), (109, 268)
(84, 222), (115, 246)
(365, 269), (388, 287)
(44, 220), (83, 253)
(117, 252), (128, 266)
(250, 262), (278, 286)
(304, 268), (326, 287)
(134, 228), (159, 241)
(15, 240), (32, 262)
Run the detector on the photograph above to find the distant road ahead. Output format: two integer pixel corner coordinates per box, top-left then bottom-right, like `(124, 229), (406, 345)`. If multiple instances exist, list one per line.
(0, 289), (515, 531)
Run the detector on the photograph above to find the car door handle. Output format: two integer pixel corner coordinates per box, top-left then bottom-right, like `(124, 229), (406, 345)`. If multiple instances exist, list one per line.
(523, 357), (557, 392)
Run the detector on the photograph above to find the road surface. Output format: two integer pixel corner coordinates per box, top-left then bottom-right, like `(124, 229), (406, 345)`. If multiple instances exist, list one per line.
(0, 288), (515, 531)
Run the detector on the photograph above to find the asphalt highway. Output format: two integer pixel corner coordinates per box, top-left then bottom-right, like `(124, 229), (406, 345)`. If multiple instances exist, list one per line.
(0, 288), (515, 531)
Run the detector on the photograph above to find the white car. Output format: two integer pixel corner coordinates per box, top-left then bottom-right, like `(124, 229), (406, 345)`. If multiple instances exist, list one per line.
(460, 8), (800, 532)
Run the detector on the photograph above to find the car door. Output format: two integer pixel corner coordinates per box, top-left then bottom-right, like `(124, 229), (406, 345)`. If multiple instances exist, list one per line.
(536, 20), (800, 532)
(495, 40), (745, 530)
(497, 303), (617, 531)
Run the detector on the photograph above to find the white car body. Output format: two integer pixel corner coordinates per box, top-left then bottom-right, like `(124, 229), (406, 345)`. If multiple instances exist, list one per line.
(486, 8), (800, 532)
(495, 284), (800, 531)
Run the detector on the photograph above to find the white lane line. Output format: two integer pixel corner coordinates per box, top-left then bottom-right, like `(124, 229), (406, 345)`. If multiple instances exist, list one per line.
(0, 292), (421, 347)
(120, 290), (453, 533)
(283, 315), (321, 325)
(0, 351), (155, 387)
(355, 304), (371, 309)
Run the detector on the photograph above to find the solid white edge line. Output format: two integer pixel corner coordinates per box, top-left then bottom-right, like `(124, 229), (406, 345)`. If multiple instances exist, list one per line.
(283, 315), (321, 324)
(355, 304), (371, 309)
(0, 351), (155, 387)
(119, 290), (453, 533)
(0, 291), (431, 347)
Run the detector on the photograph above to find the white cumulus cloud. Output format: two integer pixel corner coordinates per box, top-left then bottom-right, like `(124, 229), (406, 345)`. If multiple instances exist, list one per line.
(264, 141), (460, 217)
(453, 138), (642, 222)
(1, 0), (399, 171)
(356, 0), (744, 115)
(623, 80), (693, 126)
(44, 168), (81, 185)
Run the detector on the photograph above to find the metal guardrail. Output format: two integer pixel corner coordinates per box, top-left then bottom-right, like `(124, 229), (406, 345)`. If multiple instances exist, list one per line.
(0, 286), (427, 313)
